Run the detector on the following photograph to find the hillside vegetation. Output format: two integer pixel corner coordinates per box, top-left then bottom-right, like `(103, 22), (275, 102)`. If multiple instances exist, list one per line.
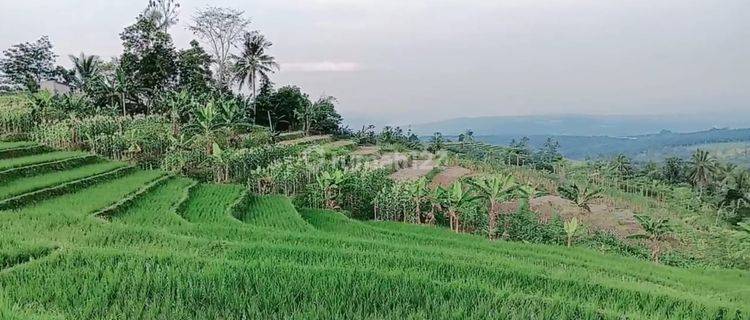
(0, 142), (749, 319)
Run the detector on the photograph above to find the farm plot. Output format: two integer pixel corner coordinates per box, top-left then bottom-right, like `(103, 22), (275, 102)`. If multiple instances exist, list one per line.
(237, 195), (313, 232)
(178, 183), (245, 224)
(0, 162), (127, 200)
(0, 145), (748, 320)
(111, 177), (194, 227)
(0, 141), (36, 151)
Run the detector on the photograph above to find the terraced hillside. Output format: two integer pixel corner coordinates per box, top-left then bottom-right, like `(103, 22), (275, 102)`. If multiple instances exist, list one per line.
(0, 141), (748, 319)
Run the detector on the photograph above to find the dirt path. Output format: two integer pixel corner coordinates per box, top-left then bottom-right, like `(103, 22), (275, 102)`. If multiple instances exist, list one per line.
(430, 166), (472, 188)
(278, 135), (332, 146)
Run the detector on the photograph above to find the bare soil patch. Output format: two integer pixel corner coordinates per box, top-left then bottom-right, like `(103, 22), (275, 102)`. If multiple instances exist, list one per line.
(430, 166), (472, 188)
(389, 159), (437, 182)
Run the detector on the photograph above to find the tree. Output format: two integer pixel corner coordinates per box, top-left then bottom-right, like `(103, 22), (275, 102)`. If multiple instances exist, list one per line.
(0, 36), (57, 91)
(176, 40), (214, 93)
(190, 7), (251, 88)
(233, 31), (279, 99)
(458, 129), (474, 143)
(508, 137), (532, 166)
(610, 154), (633, 178)
(69, 53), (100, 89)
(427, 132), (445, 153)
(662, 156), (685, 184)
(688, 149), (718, 197)
(120, 15), (178, 114)
(144, 0), (180, 32)
(534, 137), (563, 172)
(471, 175), (518, 240)
(628, 214), (673, 263)
(296, 95), (342, 135)
(257, 85), (310, 131)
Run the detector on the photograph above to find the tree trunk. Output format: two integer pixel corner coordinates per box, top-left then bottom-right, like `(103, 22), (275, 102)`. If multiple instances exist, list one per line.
(121, 92), (126, 116)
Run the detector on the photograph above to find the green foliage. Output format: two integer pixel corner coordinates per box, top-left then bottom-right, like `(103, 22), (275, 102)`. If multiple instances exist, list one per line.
(0, 36), (57, 92)
(558, 183), (603, 212)
(0, 150), (749, 319)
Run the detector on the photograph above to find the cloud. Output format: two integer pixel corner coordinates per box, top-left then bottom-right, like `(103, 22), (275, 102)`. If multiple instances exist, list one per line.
(281, 61), (363, 72)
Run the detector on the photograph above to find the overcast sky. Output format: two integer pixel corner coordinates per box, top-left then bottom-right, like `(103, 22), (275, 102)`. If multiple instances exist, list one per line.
(1, 0), (748, 126)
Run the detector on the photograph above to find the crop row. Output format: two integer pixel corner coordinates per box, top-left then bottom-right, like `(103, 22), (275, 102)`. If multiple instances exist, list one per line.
(0, 162), (127, 201)
(0, 246), (746, 320)
(0, 141), (35, 151)
(178, 184), (245, 224)
(0, 145), (49, 160)
(0, 155), (100, 183)
(95, 173), (171, 220)
(0, 151), (88, 171)
(0, 166), (136, 211)
(111, 177), (195, 226)
(236, 195), (313, 232)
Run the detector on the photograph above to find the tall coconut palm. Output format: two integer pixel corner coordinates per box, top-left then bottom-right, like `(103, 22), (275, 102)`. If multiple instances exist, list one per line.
(233, 32), (279, 100)
(688, 149), (718, 197)
(470, 175), (517, 240)
(69, 53), (100, 89)
(627, 215), (672, 263)
(610, 154), (633, 178)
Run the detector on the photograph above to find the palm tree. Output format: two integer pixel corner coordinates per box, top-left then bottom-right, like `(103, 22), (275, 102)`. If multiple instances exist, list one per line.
(610, 154), (633, 178)
(627, 214), (672, 263)
(445, 181), (476, 233)
(69, 53), (100, 89)
(471, 175), (517, 240)
(233, 32), (279, 100)
(688, 149), (718, 197)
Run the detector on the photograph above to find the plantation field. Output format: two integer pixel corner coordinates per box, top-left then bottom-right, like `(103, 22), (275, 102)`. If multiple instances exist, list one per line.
(0, 146), (749, 319)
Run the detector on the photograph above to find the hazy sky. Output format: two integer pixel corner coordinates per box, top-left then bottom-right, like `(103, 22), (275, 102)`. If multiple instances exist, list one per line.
(1, 0), (748, 126)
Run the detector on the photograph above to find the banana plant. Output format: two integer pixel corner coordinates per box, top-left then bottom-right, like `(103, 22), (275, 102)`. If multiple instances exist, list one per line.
(426, 186), (447, 225)
(470, 175), (517, 240)
(627, 214), (673, 263)
(316, 170), (346, 210)
(558, 183), (602, 213)
(563, 217), (582, 247)
(445, 181), (476, 233)
(404, 178), (430, 224)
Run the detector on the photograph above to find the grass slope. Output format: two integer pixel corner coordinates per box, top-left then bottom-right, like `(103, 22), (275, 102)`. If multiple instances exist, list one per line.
(0, 146), (748, 319)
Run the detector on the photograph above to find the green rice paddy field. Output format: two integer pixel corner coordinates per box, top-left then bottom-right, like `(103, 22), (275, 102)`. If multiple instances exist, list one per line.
(0, 141), (748, 319)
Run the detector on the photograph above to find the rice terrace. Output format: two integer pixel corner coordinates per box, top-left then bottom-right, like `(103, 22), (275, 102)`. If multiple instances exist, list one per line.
(1, 0), (749, 319)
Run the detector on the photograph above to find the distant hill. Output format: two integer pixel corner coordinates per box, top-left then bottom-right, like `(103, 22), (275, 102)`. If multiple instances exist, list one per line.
(408, 114), (750, 136)
(472, 128), (750, 164)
